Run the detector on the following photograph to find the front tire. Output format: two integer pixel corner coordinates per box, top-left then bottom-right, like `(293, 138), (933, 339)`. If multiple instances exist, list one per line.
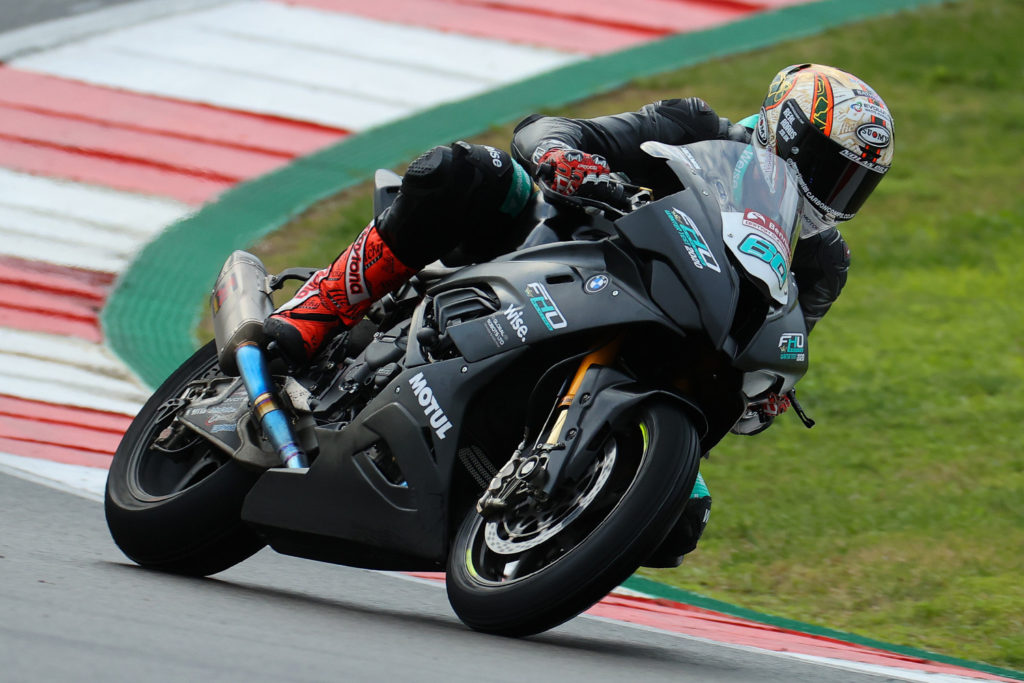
(105, 341), (265, 576)
(446, 400), (700, 636)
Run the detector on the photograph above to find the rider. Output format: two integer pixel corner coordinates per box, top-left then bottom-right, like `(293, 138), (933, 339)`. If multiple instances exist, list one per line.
(263, 63), (895, 563)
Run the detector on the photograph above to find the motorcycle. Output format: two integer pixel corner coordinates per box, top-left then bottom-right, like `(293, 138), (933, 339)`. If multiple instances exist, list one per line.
(106, 139), (811, 637)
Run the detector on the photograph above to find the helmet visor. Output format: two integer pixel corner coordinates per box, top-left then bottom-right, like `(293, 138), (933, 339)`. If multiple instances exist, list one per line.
(774, 100), (888, 221)
(788, 131), (886, 220)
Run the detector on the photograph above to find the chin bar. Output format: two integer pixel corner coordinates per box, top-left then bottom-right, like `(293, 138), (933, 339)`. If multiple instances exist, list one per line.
(234, 342), (307, 469)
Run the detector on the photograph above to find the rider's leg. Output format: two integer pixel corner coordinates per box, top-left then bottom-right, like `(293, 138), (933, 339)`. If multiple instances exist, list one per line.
(263, 141), (532, 366)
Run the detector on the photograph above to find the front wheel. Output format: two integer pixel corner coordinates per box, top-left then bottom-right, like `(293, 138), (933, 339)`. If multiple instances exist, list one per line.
(446, 400), (701, 636)
(105, 341), (265, 576)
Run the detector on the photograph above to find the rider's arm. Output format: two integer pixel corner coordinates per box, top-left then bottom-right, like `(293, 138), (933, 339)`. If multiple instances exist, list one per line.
(791, 227), (851, 332)
(511, 98), (732, 180)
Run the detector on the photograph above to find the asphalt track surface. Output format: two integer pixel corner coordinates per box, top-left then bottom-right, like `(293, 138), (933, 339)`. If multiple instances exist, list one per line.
(3, 471), (912, 683)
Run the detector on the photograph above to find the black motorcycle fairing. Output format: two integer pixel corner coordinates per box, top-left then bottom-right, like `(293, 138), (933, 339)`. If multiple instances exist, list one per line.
(431, 241), (681, 364)
(241, 353), (524, 569)
(614, 190), (739, 350)
(733, 294), (808, 395)
(543, 364), (708, 493)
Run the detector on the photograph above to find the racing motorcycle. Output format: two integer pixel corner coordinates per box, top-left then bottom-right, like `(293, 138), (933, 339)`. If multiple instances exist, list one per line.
(106, 139), (812, 637)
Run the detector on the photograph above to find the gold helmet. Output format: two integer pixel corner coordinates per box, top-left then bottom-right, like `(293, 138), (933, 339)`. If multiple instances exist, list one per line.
(753, 64), (894, 234)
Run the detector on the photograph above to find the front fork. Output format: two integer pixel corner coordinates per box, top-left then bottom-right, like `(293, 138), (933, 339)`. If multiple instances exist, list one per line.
(476, 336), (623, 517)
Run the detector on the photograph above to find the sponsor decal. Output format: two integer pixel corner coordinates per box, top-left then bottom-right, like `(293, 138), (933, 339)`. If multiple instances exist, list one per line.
(777, 101), (801, 144)
(755, 107), (770, 147)
(779, 333), (806, 362)
(585, 274), (609, 294)
(838, 147), (888, 175)
(186, 404), (239, 417)
(211, 424), (238, 433)
(504, 303), (529, 341)
(211, 272), (237, 314)
(665, 208), (722, 273)
(484, 145), (503, 168)
(485, 316), (509, 348)
(739, 233), (788, 287)
(856, 123), (891, 148)
(742, 210), (789, 249)
(408, 372), (454, 440)
(344, 228), (370, 304)
(526, 282), (567, 331)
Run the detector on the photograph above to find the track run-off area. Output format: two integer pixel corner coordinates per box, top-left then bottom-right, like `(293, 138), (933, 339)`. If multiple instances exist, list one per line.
(0, 1), (1017, 680)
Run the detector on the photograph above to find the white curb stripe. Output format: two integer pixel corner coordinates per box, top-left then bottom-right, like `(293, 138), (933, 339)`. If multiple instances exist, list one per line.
(189, 2), (576, 83)
(0, 451), (106, 501)
(0, 353), (147, 416)
(0, 328), (141, 380)
(11, 1), (578, 130)
(0, 168), (193, 240)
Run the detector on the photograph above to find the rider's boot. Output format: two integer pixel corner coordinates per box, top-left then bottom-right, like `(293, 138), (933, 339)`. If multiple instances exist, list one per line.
(263, 221), (416, 366)
(643, 472), (712, 568)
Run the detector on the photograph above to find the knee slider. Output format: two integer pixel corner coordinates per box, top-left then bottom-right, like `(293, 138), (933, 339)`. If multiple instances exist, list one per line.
(401, 145), (455, 196)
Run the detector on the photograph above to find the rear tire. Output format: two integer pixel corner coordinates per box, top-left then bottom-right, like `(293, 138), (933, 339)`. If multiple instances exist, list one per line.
(446, 400), (700, 636)
(105, 341), (265, 576)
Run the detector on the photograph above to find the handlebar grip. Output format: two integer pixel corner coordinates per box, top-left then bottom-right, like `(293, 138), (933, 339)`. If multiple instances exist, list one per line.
(576, 179), (629, 208)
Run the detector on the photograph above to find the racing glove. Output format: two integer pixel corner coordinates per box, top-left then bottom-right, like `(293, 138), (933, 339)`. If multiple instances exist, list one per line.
(535, 146), (611, 196)
(730, 393), (791, 436)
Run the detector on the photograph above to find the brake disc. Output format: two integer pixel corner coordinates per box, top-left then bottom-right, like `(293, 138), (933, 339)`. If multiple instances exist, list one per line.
(483, 442), (616, 555)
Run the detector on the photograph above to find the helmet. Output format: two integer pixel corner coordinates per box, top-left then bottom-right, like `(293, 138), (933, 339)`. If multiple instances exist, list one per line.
(753, 64), (894, 235)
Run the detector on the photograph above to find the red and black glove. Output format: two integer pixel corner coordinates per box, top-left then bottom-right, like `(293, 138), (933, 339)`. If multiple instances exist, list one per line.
(536, 147), (611, 196)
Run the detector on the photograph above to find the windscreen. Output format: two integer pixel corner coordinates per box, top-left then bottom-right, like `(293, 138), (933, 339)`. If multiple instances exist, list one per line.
(641, 140), (803, 305)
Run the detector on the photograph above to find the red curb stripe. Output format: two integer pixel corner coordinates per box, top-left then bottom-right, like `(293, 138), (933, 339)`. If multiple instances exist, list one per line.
(0, 67), (348, 157)
(0, 256), (114, 300)
(0, 395), (129, 468)
(588, 594), (1017, 681)
(0, 106), (289, 182)
(0, 257), (111, 341)
(406, 572), (1011, 679)
(0, 282), (102, 324)
(0, 436), (113, 468)
(0, 137), (230, 204)
(0, 414), (123, 456)
(444, 0), (750, 34)
(0, 306), (103, 342)
(276, 0), (659, 53)
(0, 394), (134, 431)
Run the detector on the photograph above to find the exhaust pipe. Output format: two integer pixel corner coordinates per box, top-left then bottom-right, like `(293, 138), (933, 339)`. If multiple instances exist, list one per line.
(211, 251), (307, 469)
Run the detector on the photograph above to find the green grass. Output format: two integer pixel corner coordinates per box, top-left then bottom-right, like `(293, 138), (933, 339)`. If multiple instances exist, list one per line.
(232, 0), (1024, 669)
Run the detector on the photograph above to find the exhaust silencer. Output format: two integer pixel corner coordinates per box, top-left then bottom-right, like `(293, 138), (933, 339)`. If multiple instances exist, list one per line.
(211, 250), (274, 376)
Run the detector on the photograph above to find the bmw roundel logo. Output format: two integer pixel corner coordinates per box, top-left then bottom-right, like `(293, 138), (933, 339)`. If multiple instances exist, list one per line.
(585, 274), (610, 294)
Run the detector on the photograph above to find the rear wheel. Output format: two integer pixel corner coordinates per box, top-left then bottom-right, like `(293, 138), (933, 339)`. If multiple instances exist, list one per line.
(105, 341), (265, 576)
(446, 400), (700, 636)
